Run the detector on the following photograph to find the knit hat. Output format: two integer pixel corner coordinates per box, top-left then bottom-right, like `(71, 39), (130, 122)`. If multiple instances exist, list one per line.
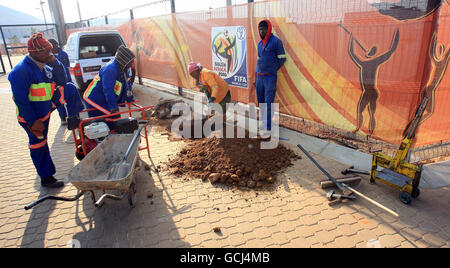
(28, 33), (53, 52)
(115, 45), (136, 71)
(48, 39), (59, 48)
(188, 62), (200, 74)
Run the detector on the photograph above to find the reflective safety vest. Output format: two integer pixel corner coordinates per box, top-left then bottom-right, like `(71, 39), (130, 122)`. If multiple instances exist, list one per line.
(14, 82), (56, 123)
(84, 75), (123, 99)
(28, 82), (56, 102)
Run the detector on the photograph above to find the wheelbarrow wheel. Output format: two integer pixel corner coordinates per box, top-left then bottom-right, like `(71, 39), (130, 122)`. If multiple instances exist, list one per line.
(128, 180), (137, 208)
(75, 150), (85, 161)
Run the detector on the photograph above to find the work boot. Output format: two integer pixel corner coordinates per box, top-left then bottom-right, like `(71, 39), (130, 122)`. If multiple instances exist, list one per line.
(41, 176), (65, 188)
(67, 115), (81, 131)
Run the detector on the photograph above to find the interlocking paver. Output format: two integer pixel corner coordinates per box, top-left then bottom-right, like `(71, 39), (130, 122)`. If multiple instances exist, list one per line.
(0, 82), (448, 248)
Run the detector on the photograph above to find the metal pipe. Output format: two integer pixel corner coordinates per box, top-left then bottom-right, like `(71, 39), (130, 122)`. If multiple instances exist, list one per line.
(0, 49), (5, 74)
(297, 143), (399, 217)
(170, 0), (176, 13)
(124, 125), (144, 160)
(95, 193), (125, 207)
(76, 0), (82, 21)
(297, 144), (348, 193)
(0, 23), (56, 27)
(0, 27), (13, 69)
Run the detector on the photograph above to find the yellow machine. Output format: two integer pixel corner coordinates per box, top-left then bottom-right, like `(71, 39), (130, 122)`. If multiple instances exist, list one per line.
(370, 97), (429, 205)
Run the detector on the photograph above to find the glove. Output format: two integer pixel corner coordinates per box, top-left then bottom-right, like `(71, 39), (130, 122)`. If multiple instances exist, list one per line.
(200, 86), (212, 100)
(126, 93), (135, 103)
(200, 85), (208, 93)
(30, 120), (45, 139)
(208, 96), (216, 103)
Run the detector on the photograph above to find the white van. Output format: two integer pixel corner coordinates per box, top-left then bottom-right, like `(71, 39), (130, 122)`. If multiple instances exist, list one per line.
(65, 30), (128, 93)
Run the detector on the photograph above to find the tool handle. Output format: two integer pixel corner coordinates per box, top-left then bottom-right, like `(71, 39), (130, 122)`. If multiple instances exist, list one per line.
(344, 184), (399, 217)
(297, 144), (347, 193)
(24, 192), (84, 210)
(338, 23), (368, 52)
(123, 125), (145, 161)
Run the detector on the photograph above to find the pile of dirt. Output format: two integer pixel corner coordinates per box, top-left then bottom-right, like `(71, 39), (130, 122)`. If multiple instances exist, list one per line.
(166, 137), (301, 189)
(147, 116), (176, 133)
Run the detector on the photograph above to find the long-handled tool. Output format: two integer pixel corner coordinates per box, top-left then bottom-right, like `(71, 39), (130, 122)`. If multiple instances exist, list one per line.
(297, 144), (399, 217)
(338, 21), (368, 52)
(342, 166), (370, 176)
(109, 121), (148, 180)
(327, 190), (356, 206)
(297, 144), (352, 195)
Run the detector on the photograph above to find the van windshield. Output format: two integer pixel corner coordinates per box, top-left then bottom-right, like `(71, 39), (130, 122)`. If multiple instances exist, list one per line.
(79, 34), (124, 59)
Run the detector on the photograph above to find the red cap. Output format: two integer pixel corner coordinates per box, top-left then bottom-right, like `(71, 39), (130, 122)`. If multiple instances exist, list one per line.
(188, 62), (200, 74)
(28, 33), (53, 52)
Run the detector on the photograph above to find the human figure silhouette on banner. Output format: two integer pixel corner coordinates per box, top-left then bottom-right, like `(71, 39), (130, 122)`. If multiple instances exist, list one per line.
(420, 32), (450, 124)
(348, 29), (400, 135)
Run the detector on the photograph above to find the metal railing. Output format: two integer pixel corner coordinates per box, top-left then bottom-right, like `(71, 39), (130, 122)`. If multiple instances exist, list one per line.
(66, 0), (257, 29)
(0, 23), (62, 71)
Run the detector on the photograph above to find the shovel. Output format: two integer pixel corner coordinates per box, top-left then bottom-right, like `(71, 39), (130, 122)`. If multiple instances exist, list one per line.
(108, 121), (148, 180)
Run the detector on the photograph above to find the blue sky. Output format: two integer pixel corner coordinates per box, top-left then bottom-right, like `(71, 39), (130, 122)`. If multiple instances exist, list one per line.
(0, 0), (256, 23)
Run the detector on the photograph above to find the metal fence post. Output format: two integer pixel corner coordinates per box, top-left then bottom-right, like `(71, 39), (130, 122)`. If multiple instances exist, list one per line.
(55, 23), (63, 47)
(171, 0), (183, 96)
(171, 0), (176, 14)
(130, 8), (142, 85)
(0, 26), (13, 69)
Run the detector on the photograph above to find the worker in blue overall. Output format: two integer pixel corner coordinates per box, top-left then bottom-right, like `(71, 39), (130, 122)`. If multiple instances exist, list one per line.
(49, 39), (80, 125)
(255, 19), (287, 137)
(8, 33), (84, 188)
(83, 46), (135, 125)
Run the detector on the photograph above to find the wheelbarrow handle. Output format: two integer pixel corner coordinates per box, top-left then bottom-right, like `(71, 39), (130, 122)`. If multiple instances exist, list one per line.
(24, 192), (85, 210)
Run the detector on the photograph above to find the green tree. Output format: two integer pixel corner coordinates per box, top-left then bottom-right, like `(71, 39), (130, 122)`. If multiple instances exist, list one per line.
(8, 35), (20, 45)
(8, 35), (23, 55)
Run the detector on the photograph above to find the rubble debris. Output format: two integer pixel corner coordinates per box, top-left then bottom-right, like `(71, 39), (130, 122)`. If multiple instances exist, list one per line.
(166, 137), (300, 189)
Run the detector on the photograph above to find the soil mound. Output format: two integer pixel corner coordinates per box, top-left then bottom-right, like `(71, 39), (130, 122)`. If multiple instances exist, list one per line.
(166, 137), (301, 189)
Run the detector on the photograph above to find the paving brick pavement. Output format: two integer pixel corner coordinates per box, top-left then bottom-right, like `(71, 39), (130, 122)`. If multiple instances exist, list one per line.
(0, 83), (448, 248)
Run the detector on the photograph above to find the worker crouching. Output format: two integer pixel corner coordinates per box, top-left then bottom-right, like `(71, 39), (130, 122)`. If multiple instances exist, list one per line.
(188, 62), (232, 123)
(83, 46), (136, 124)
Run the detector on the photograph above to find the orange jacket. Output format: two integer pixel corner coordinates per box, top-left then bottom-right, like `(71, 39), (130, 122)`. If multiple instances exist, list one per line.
(197, 68), (230, 103)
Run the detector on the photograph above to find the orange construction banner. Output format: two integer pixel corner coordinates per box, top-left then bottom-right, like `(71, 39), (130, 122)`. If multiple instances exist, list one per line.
(67, 0), (450, 147)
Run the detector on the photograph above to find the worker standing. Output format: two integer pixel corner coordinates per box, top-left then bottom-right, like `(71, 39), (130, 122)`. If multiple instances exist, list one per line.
(49, 38), (79, 125)
(8, 33), (84, 188)
(83, 46), (136, 122)
(188, 62), (232, 117)
(255, 19), (286, 137)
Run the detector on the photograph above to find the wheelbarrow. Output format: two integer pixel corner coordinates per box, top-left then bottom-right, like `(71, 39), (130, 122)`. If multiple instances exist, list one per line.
(24, 122), (148, 210)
